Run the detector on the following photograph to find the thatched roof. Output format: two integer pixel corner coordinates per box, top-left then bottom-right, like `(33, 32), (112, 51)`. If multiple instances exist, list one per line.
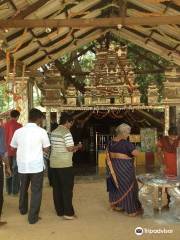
(0, 0), (179, 78)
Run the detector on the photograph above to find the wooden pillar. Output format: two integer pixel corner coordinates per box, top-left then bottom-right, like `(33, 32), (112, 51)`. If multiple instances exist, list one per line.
(16, 78), (29, 125)
(164, 105), (170, 135)
(169, 106), (176, 127)
(46, 107), (51, 133)
(27, 78), (34, 111)
(176, 106), (180, 135)
(57, 109), (61, 125)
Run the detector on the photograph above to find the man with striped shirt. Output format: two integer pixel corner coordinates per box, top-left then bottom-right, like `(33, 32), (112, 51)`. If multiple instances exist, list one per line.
(50, 113), (82, 220)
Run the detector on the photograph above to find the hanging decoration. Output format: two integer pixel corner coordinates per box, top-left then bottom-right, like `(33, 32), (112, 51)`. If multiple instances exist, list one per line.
(5, 28), (27, 86)
(4, 28), (28, 109)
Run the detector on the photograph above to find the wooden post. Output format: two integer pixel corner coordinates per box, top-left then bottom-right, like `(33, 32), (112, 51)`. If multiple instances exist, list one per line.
(27, 78), (34, 111)
(169, 106), (176, 129)
(164, 105), (170, 135)
(176, 106), (180, 135)
(46, 107), (51, 133)
(15, 78), (29, 125)
(57, 109), (61, 125)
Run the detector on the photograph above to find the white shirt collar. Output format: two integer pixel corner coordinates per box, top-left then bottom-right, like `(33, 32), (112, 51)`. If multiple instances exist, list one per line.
(26, 123), (38, 127)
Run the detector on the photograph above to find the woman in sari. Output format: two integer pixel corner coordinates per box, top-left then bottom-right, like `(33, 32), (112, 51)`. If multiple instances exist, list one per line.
(106, 123), (142, 216)
(157, 126), (180, 207)
(157, 126), (180, 177)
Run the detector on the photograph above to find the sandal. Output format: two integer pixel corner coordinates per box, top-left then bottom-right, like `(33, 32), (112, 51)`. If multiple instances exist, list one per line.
(112, 207), (124, 212)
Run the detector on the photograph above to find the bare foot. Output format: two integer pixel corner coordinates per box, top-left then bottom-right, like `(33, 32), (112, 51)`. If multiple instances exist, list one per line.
(128, 209), (143, 217)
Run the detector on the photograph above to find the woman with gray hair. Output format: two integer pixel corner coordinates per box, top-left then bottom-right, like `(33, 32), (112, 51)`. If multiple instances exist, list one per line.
(106, 123), (142, 216)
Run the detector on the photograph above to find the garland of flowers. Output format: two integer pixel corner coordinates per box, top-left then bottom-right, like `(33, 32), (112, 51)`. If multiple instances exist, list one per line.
(92, 110), (126, 119)
(5, 28), (27, 84)
(5, 29), (28, 108)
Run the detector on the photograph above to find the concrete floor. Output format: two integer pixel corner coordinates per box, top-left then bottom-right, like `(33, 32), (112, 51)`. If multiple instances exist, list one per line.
(0, 180), (179, 240)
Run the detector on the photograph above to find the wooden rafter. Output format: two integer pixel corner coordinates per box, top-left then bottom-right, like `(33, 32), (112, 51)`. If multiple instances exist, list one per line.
(8, 2), (105, 61)
(12, 0), (50, 20)
(8, 0), (17, 11)
(29, 29), (107, 69)
(112, 29), (180, 65)
(109, 33), (166, 69)
(0, 0), (179, 74)
(22, 28), (96, 65)
(0, 16), (180, 28)
(127, 26), (180, 51)
(0, 0), (9, 6)
(127, 9), (180, 39)
(0, 2), (106, 74)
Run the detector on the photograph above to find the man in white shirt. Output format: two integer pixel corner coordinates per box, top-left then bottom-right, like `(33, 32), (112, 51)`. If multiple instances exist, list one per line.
(11, 108), (50, 224)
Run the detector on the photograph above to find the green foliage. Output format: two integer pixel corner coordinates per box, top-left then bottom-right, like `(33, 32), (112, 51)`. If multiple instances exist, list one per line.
(0, 84), (12, 112)
(121, 40), (169, 103)
(79, 51), (95, 72)
(59, 53), (71, 64)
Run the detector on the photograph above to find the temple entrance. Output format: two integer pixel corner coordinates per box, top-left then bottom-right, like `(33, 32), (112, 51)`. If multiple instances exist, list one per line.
(60, 108), (165, 175)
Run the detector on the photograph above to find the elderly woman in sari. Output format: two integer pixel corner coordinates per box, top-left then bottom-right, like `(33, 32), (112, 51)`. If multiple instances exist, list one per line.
(106, 123), (142, 216)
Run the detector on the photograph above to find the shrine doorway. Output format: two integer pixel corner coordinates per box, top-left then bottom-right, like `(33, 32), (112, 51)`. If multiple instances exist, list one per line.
(66, 108), (165, 175)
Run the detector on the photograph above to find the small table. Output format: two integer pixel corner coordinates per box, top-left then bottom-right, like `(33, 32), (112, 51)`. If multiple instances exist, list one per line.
(137, 174), (180, 220)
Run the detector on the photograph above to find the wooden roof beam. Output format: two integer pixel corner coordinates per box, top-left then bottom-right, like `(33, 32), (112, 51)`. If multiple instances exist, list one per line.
(127, 9), (180, 41)
(0, 16), (180, 28)
(12, 0), (50, 19)
(8, 0), (17, 11)
(29, 29), (107, 69)
(9, 3), (104, 61)
(128, 0), (180, 14)
(0, 0), (9, 6)
(126, 26), (180, 53)
(112, 29), (180, 66)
